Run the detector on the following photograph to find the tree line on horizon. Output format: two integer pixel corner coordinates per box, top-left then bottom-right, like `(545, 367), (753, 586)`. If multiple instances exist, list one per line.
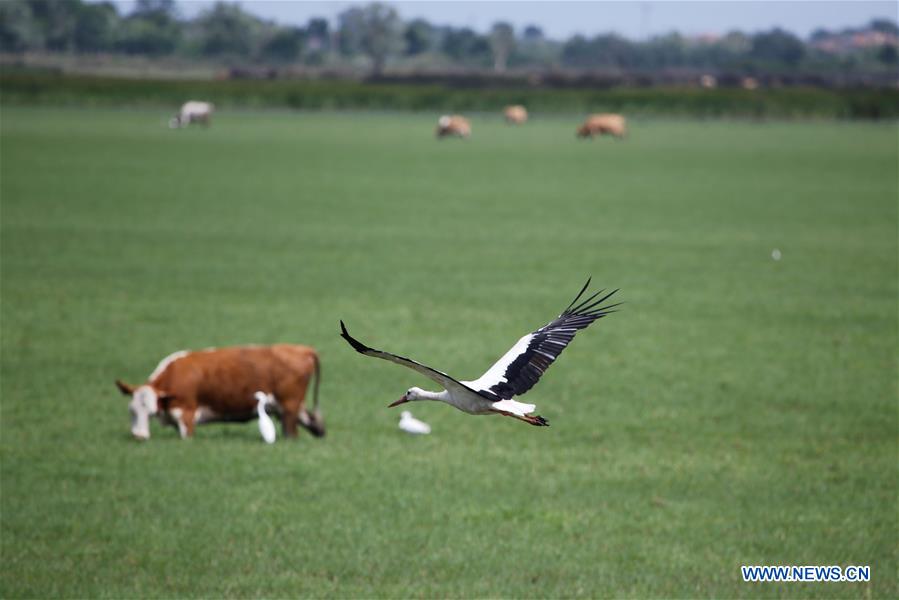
(1, 0), (897, 76)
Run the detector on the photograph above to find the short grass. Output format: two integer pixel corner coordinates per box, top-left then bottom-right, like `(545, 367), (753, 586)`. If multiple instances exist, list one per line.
(1, 108), (896, 599)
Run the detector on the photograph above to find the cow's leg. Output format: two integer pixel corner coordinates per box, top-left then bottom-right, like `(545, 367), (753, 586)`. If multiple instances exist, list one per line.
(182, 409), (196, 437)
(278, 383), (308, 438)
(278, 394), (300, 439)
(281, 408), (299, 438)
(169, 407), (196, 439)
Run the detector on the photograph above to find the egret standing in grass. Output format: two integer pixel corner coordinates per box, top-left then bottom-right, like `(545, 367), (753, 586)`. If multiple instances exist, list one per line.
(399, 411), (431, 435)
(255, 391), (276, 444)
(340, 279), (619, 427)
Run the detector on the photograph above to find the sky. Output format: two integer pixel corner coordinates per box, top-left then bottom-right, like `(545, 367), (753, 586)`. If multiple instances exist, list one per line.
(104, 1), (898, 40)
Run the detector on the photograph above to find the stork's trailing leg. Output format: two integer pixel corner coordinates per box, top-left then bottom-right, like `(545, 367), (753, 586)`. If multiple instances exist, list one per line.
(522, 414), (549, 426)
(491, 409), (549, 427)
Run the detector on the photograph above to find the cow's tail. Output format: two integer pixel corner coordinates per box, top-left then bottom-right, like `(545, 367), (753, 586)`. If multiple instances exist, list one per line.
(311, 352), (321, 414)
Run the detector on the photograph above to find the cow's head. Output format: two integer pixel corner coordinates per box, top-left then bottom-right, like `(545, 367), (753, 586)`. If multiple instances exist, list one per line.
(168, 115), (182, 129)
(115, 380), (174, 440)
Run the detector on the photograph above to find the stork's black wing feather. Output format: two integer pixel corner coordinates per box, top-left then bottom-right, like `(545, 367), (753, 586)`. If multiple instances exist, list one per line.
(339, 320), (470, 393)
(466, 279), (620, 401)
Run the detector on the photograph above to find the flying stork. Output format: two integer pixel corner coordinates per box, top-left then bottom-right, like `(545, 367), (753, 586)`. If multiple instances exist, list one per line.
(339, 279), (619, 427)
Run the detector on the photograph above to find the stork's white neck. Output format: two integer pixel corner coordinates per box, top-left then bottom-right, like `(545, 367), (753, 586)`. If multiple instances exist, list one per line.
(409, 388), (448, 402)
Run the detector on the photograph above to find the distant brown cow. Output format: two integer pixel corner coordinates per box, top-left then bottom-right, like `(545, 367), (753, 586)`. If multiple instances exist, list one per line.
(504, 105), (528, 124)
(576, 113), (627, 139)
(436, 115), (471, 138)
(116, 345), (324, 440)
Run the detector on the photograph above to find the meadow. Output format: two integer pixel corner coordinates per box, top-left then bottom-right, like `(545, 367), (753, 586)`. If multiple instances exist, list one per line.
(0, 108), (896, 598)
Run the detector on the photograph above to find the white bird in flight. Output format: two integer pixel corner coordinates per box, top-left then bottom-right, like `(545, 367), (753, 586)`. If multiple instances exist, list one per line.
(340, 279), (619, 427)
(399, 410), (431, 435)
(255, 391), (277, 444)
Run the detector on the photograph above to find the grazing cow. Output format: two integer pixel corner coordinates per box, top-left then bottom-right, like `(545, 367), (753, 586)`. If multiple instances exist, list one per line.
(503, 105), (528, 124)
(700, 74), (718, 89)
(435, 115), (471, 138)
(576, 113), (627, 140)
(741, 77), (759, 90)
(116, 345), (324, 440)
(169, 101), (215, 129)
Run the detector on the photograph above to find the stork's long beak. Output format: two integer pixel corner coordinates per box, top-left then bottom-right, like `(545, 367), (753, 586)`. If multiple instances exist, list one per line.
(388, 395), (409, 408)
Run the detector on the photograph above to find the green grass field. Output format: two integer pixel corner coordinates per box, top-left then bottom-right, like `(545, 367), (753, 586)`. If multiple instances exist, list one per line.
(1, 108), (896, 598)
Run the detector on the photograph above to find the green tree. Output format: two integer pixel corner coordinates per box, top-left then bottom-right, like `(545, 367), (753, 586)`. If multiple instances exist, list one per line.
(720, 30), (751, 54)
(262, 27), (305, 63)
(337, 7), (363, 55)
(337, 3), (403, 74)
(303, 17), (329, 64)
(305, 18), (329, 50)
(404, 18), (433, 56)
(809, 27), (832, 42)
(26, 0), (80, 52)
(0, 1), (41, 52)
(194, 2), (257, 58)
(441, 27), (490, 65)
(489, 21), (515, 71)
(641, 33), (685, 68)
(877, 44), (898, 65)
(523, 25), (543, 42)
(592, 33), (638, 68)
(869, 18), (899, 35)
(132, 0), (176, 26)
(74, 1), (118, 53)
(515, 24), (559, 68)
(750, 28), (805, 66)
(117, 0), (180, 55)
(561, 35), (592, 67)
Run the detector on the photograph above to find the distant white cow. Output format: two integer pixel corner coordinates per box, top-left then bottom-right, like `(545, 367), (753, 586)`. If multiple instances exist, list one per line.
(169, 101), (215, 129)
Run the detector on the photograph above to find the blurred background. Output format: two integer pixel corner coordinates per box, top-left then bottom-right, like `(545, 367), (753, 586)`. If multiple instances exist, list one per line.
(1, 2), (896, 599)
(1, 0), (897, 116)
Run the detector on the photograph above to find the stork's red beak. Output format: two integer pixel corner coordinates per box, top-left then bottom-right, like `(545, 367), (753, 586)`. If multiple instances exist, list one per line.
(389, 395), (409, 408)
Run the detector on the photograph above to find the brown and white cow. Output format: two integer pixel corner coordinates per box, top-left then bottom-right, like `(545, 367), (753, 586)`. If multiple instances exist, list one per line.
(435, 115), (471, 138)
(503, 105), (528, 124)
(576, 113), (627, 139)
(116, 345), (324, 440)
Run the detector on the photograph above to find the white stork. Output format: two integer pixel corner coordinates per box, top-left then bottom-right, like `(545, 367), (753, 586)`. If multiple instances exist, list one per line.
(339, 279), (619, 427)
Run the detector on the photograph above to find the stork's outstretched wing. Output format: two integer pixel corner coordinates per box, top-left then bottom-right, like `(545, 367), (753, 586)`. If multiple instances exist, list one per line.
(463, 279), (620, 401)
(340, 320), (469, 393)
